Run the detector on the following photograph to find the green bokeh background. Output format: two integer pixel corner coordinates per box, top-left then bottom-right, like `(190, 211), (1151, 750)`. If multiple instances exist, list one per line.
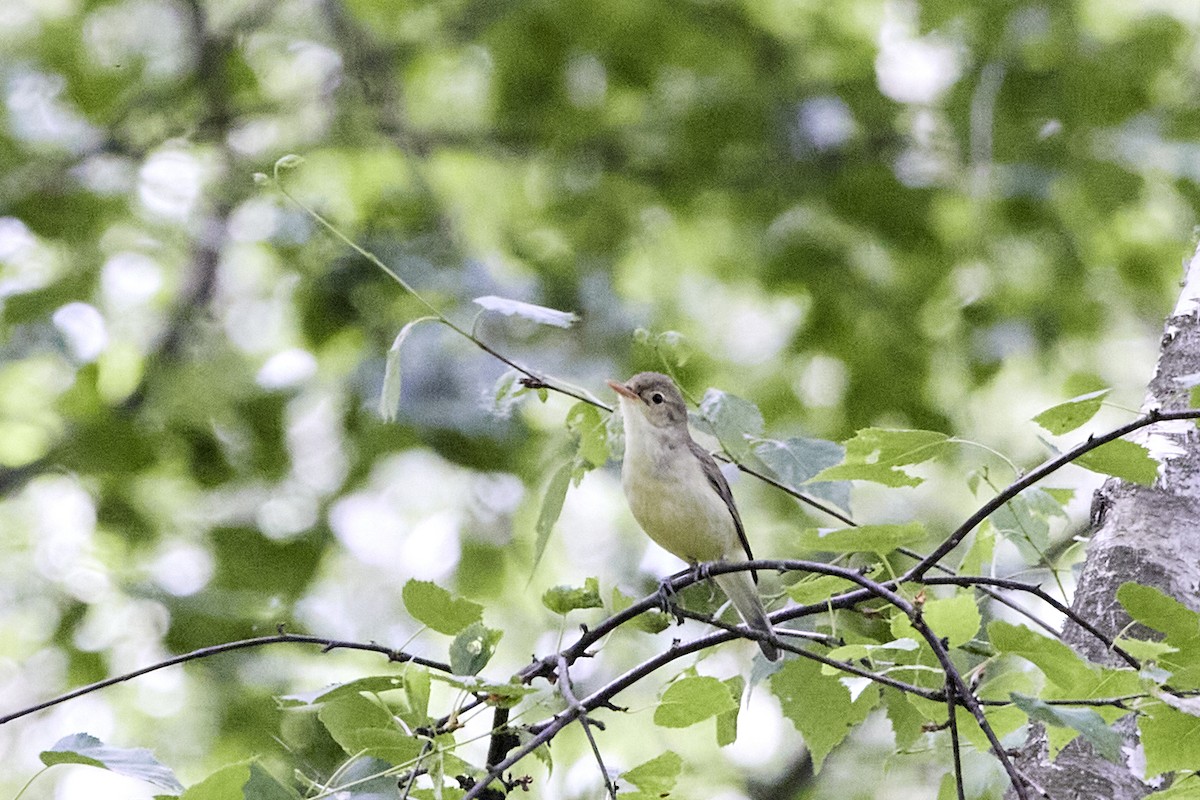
(1, 0), (1197, 797)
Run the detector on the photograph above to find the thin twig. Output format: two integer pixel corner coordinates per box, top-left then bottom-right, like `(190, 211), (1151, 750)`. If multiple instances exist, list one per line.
(557, 656), (618, 800)
(945, 680), (966, 800)
(0, 631), (450, 725)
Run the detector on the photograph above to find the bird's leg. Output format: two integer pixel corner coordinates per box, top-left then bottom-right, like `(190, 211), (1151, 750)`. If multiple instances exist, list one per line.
(655, 567), (692, 626)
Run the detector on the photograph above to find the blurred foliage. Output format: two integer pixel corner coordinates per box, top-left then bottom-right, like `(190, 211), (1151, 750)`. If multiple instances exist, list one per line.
(1, 0), (1198, 797)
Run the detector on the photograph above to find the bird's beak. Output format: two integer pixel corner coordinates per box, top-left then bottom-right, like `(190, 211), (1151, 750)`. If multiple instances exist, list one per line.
(606, 379), (639, 401)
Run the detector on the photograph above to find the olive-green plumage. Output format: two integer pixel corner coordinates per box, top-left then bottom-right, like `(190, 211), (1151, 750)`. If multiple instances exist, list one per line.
(608, 372), (780, 661)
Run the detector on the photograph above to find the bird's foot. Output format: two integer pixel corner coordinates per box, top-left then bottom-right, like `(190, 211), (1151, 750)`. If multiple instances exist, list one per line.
(655, 575), (686, 626)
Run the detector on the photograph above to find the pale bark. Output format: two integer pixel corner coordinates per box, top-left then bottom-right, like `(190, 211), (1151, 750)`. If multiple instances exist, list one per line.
(1011, 244), (1200, 799)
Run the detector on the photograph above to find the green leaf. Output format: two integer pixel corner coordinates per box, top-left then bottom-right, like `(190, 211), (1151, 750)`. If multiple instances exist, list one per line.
(379, 318), (433, 422)
(990, 488), (1066, 561)
(772, 655), (879, 772)
(920, 592), (982, 648)
(610, 587), (673, 633)
(694, 389), (764, 461)
(810, 428), (951, 487)
(473, 295), (579, 328)
(566, 402), (609, 468)
(449, 621), (503, 676)
(274, 153), (305, 172)
(988, 621), (1096, 689)
(318, 693), (423, 765)
(1010, 693), (1123, 763)
(786, 573), (860, 605)
(532, 461), (573, 573)
(653, 676), (738, 728)
(244, 763), (300, 800)
(1146, 780), (1200, 799)
(1139, 703), (1200, 777)
(1074, 438), (1158, 485)
(794, 522), (927, 555)
(884, 689), (927, 750)
(40, 733), (184, 793)
(542, 576), (603, 615)
(405, 667), (431, 723)
(281, 675), (406, 705)
(180, 761), (252, 800)
(430, 674), (538, 708)
(1032, 389), (1111, 434)
(1118, 582), (1200, 686)
(622, 751), (682, 794)
(716, 676), (745, 747)
(753, 436), (851, 511)
(402, 580), (483, 635)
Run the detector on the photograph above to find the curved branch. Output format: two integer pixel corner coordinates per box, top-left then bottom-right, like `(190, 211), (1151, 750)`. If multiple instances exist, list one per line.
(904, 408), (1200, 579)
(0, 630), (451, 726)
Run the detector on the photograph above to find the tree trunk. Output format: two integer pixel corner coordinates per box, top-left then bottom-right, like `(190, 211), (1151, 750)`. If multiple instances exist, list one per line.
(1011, 244), (1200, 798)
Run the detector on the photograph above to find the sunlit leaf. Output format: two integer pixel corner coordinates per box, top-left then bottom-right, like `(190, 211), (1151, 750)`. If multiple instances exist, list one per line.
(542, 576), (603, 615)
(402, 580), (483, 635)
(622, 751), (682, 794)
(473, 295), (578, 328)
(794, 522), (927, 555)
(318, 694), (423, 765)
(1073, 438), (1158, 485)
(811, 428), (951, 487)
(1032, 389), (1110, 435)
(1011, 693), (1123, 763)
(771, 656), (879, 772)
(379, 318), (434, 422)
(653, 676), (737, 728)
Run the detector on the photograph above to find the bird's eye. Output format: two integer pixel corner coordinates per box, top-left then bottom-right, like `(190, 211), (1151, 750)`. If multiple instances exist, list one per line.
(650, 392), (665, 405)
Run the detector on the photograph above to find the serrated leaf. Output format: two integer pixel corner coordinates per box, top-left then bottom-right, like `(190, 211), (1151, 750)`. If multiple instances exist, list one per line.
(653, 676), (738, 728)
(884, 688), (927, 750)
(566, 402), (609, 468)
(542, 576), (603, 615)
(473, 295), (578, 328)
(402, 580), (483, 635)
(716, 676), (745, 747)
(771, 656), (879, 772)
(1139, 703), (1200, 777)
(40, 733), (184, 793)
(405, 667), (431, 723)
(532, 461), (573, 573)
(1074, 438), (1158, 485)
(1033, 389), (1111, 435)
(694, 389), (764, 461)
(317, 694), (423, 765)
(379, 319), (432, 422)
(810, 428), (951, 487)
(1114, 638), (1179, 662)
(988, 621), (1096, 689)
(794, 522), (927, 555)
(1010, 693), (1123, 763)
(622, 751), (682, 794)
(1118, 582), (1200, 687)
(753, 436), (851, 511)
(450, 622), (503, 676)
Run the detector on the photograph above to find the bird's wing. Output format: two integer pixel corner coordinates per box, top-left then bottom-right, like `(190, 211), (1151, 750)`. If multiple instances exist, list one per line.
(688, 439), (758, 582)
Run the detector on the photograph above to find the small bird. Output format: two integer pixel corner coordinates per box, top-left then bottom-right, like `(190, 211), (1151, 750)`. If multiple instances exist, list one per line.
(607, 372), (780, 661)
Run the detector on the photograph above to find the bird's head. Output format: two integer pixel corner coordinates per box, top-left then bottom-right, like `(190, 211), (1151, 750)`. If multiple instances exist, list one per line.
(606, 372), (688, 430)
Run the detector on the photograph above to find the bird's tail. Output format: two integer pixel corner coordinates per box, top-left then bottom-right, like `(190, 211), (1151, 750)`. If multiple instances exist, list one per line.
(714, 571), (780, 661)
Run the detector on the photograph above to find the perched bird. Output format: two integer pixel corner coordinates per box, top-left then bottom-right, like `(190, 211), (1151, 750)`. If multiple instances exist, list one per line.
(607, 372), (780, 661)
